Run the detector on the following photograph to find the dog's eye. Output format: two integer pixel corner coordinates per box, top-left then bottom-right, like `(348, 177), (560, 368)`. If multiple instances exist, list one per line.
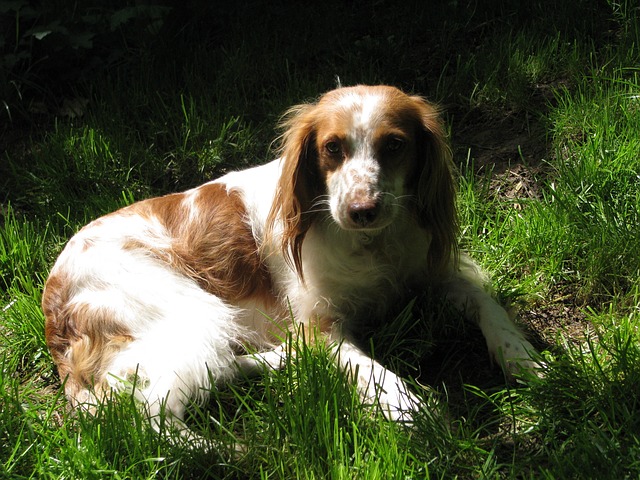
(325, 141), (341, 155)
(386, 137), (405, 153)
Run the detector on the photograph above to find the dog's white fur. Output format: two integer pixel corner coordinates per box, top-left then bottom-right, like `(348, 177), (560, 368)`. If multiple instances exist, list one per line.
(43, 85), (536, 425)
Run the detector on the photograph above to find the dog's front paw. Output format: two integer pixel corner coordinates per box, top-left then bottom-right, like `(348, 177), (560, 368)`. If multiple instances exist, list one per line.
(235, 343), (289, 375)
(374, 380), (421, 423)
(487, 332), (542, 381)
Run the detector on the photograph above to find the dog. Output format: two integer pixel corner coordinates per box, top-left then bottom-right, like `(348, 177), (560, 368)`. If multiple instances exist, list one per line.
(42, 85), (537, 426)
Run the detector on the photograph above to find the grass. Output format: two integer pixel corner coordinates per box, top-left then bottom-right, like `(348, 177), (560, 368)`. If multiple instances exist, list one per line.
(2, 0), (640, 477)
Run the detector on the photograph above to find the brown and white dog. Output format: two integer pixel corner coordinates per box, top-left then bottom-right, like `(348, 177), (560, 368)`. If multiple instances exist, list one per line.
(42, 85), (537, 425)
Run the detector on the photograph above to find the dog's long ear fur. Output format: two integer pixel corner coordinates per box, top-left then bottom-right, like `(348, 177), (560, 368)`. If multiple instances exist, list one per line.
(265, 103), (322, 280)
(410, 96), (459, 274)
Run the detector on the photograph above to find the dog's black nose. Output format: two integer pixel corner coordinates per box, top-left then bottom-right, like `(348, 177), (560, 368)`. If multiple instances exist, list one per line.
(348, 201), (380, 227)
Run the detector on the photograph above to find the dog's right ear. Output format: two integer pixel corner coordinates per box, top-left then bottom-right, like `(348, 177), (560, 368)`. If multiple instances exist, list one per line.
(266, 104), (322, 280)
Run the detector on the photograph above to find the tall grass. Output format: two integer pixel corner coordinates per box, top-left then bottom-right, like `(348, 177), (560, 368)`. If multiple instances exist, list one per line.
(2, 0), (640, 477)
(460, 71), (640, 307)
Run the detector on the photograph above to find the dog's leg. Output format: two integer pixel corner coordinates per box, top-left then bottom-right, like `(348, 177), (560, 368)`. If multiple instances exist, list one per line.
(234, 344), (288, 375)
(235, 338), (419, 421)
(443, 255), (539, 379)
(332, 339), (419, 422)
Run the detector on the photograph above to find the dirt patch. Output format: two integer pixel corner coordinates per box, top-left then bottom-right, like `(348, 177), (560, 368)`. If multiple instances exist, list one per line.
(453, 108), (551, 208)
(452, 108), (549, 172)
(521, 300), (590, 350)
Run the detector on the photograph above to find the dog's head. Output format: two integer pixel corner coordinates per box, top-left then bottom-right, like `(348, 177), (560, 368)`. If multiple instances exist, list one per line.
(268, 85), (458, 277)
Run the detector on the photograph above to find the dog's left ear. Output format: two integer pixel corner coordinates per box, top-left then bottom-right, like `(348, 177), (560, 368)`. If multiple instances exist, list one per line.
(410, 96), (459, 273)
